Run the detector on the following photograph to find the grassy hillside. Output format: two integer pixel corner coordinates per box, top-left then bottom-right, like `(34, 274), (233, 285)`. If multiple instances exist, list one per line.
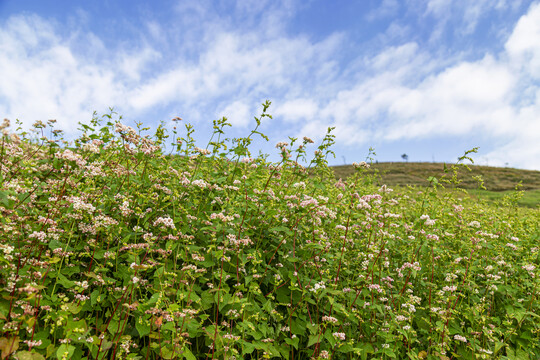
(331, 162), (540, 208)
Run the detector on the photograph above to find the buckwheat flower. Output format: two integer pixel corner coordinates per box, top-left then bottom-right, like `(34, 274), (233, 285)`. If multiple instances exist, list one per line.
(310, 281), (326, 292)
(192, 179), (207, 188)
(362, 301), (371, 309)
(0, 118), (10, 129)
(23, 339), (42, 349)
(442, 285), (457, 292)
(506, 243), (517, 250)
(29, 231), (47, 243)
(454, 335), (467, 343)
(319, 350), (329, 359)
(153, 216), (176, 229)
(334, 179), (346, 190)
(195, 147), (211, 155)
(322, 316), (338, 323)
(132, 276), (140, 284)
(332, 332), (346, 341)
(352, 161), (370, 168)
(382, 344), (390, 348)
(83, 142), (100, 153)
(1, 244), (14, 255)
(74, 294), (90, 301)
(468, 221), (480, 228)
(367, 284), (383, 293)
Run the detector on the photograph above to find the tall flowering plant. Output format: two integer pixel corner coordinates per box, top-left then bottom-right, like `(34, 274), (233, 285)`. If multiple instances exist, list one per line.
(0, 105), (538, 360)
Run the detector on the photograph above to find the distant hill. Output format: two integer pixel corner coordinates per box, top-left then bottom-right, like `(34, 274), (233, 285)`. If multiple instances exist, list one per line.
(329, 162), (540, 208)
(331, 162), (540, 191)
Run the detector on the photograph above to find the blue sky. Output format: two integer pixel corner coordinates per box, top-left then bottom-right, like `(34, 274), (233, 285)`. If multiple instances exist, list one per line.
(1, 0), (539, 169)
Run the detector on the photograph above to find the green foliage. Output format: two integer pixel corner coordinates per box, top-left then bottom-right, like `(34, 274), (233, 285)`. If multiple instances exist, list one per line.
(0, 105), (539, 359)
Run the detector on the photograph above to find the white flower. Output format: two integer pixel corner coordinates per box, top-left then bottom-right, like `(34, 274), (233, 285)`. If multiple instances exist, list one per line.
(454, 334), (467, 343)
(468, 221), (480, 228)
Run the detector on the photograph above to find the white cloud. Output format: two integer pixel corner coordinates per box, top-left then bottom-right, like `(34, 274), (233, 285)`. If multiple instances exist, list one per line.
(369, 42), (419, 71)
(422, 0), (523, 40)
(367, 0), (399, 20)
(0, 15), (130, 133)
(300, 2), (540, 169)
(483, 103), (540, 169)
(1, 2), (539, 169)
(0, 8), (344, 136)
(425, 0), (451, 17)
(505, 2), (540, 79)
(216, 100), (251, 127)
(130, 30), (343, 118)
(128, 67), (200, 110)
(118, 47), (161, 82)
(274, 99), (318, 123)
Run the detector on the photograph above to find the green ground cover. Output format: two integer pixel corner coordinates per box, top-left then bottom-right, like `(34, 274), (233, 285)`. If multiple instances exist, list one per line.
(0, 106), (539, 359)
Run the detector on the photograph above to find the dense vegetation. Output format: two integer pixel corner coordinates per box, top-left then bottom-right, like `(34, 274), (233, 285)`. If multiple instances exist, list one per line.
(0, 104), (539, 360)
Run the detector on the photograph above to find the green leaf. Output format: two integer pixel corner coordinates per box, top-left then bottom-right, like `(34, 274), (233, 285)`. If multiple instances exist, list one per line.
(337, 344), (353, 353)
(107, 318), (120, 335)
(383, 348), (397, 358)
(277, 344), (290, 360)
(358, 343), (374, 360)
(182, 347), (196, 360)
(0, 336), (19, 359)
(136, 318), (151, 337)
(0, 190), (12, 208)
(284, 336), (299, 350)
(48, 239), (64, 250)
(56, 344), (75, 360)
(290, 318), (306, 334)
(65, 303), (81, 314)
(307, 334), (320, 348)
(160, 346), (176, 359)
(262, 300), (273, 313)
(242, 341), (255, 354)
(56, 273), (74, 289)
(13, 351), (45, 360)
(90, 290), (100, 306)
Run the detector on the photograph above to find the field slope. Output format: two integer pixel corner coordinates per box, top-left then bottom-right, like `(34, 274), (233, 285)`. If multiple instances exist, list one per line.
(331, 162), (540, 208)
